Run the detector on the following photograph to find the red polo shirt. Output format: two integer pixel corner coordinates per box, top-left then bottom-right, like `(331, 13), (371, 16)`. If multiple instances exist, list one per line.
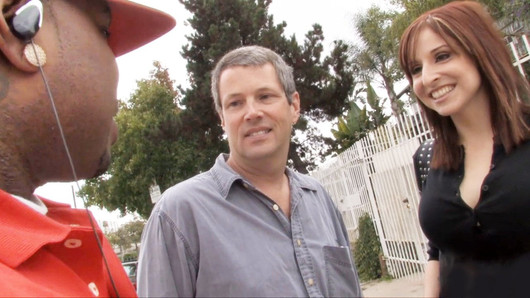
(0, 189), (137, 297)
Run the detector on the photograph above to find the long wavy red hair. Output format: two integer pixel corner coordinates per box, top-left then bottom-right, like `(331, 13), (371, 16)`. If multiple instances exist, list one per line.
(399, 1), (530, 170)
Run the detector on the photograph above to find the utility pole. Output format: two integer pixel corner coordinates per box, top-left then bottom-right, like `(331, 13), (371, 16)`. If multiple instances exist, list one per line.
(71, 184), (77, 208)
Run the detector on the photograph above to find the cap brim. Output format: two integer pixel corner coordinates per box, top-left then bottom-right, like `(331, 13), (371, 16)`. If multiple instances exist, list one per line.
(107, 0), (176, 57)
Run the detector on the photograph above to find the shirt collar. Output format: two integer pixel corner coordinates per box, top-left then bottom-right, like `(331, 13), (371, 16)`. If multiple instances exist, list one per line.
(10, 193), (48, 215)
(209, 153), (317, 200)
(0, 189), (71, 268)
(209, 154), (245, 199)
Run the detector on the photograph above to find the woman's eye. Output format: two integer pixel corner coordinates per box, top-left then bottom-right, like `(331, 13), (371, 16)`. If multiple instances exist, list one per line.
(435, 52), (450, 62)
(411, 65), (422, 75)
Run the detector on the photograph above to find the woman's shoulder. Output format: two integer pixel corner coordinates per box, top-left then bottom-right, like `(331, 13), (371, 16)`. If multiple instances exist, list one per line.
(413, 139), (434, 192)
(414, 139), (434, 159)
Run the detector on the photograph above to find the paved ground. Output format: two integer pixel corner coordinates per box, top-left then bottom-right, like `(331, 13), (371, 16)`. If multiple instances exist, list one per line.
(361, 276), (424, 297)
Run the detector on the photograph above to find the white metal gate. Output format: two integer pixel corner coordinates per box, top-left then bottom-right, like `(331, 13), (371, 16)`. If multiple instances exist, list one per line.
(311, 108), (432, 279)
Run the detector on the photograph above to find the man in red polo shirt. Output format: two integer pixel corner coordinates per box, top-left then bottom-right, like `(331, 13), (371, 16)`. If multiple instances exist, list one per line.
(0, 0), (174, 296)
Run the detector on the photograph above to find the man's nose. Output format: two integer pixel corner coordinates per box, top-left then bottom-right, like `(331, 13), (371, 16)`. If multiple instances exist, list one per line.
(244, 99), (263, 121)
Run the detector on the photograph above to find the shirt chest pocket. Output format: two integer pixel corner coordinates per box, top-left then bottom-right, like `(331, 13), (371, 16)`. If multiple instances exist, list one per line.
(323, 245), (360, 297)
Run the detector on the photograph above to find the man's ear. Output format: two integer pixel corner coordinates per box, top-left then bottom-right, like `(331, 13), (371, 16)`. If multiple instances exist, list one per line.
(219, 111), (226, 130)
(291, 91), (301, 123)
(0, 8), (40, 73)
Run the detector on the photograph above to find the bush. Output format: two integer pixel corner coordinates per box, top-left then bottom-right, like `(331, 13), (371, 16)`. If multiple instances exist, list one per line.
(354, 213), (382, 281)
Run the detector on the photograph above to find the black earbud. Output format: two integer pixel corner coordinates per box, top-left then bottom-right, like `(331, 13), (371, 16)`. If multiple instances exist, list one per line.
(10, 0), (43, 42)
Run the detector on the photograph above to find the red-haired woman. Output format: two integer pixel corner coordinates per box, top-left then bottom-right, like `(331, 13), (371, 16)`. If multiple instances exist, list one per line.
(399, 1), (530, 297)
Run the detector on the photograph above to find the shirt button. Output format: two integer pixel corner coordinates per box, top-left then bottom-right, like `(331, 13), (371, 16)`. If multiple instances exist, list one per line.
(297, 239), (302, 246)
(88, 282), (99, 296)
(273, 204), (279, 211)
(308, 278), (314, 286)
(64, 239), (82, 248)
(482, 185), (489, 192)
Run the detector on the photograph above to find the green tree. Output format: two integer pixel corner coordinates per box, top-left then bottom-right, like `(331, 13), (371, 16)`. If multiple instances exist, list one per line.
(80, 1), (359, 216)
(331, 101), (370, 153)
(352, 6), (404, 118)
(105, 219), (145, 260)
(330, 80), (388, 153)
(80, 62), (197, 218)
(122, 219), (145, 252)
(178, 0), (356, 173)
(106, 226), (129, 259)
(365, 80), (390, 129)
(354, 213), (383, 281)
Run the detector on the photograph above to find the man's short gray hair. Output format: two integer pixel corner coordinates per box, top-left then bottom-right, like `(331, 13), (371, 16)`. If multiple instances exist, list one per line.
(210, 45), (296, 115)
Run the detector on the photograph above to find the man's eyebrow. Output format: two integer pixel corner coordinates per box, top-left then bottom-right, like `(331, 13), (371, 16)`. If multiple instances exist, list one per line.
(256, 87), (276, 92)
(222, 92), (242, 102)
(223, 87), (278, 98)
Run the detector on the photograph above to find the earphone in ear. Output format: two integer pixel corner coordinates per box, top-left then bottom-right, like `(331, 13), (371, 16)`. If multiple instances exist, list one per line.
(10, 0), (43, 42)
(8, 0), (46, 67)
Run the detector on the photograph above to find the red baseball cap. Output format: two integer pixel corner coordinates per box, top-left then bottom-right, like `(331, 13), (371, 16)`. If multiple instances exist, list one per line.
(107, 0), (176, 57)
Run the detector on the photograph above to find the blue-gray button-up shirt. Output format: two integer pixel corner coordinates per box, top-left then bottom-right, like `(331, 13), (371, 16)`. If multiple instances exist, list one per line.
(138, 154), (361, 297)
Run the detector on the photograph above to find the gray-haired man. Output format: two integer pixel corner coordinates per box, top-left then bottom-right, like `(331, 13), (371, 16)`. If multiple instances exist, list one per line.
(138, 45), (361, 297)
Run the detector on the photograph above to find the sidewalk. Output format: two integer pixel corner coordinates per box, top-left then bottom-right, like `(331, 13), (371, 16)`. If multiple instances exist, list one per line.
(361, 276), (424, 297)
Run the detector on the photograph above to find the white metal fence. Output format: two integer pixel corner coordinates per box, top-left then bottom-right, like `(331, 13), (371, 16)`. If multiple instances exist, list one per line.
(311, 108), (432, 279)
(509, 33), (529, 78)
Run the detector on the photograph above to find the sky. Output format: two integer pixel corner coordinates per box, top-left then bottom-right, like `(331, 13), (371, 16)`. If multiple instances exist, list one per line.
(34, 0), (393, 225)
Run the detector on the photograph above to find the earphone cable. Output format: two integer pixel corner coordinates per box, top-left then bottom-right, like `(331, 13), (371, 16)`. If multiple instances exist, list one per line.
(30, 40), (121, 297)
